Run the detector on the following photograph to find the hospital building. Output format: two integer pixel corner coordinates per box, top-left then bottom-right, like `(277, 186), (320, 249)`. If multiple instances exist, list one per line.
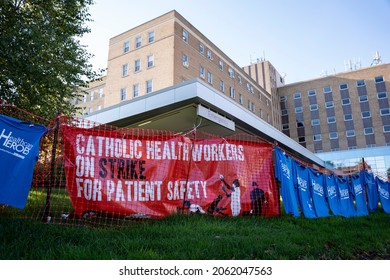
(75, 10), (390, 179)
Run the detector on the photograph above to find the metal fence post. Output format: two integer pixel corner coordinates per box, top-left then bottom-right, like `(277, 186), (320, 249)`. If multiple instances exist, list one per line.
(42, 111), (61, 223)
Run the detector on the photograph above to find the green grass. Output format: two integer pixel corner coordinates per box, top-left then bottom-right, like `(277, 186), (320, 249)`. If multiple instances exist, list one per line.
(1, 212), (389, 260)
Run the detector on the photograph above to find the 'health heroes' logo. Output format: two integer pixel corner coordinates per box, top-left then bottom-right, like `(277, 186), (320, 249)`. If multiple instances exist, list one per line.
(0, 129), (33, 159)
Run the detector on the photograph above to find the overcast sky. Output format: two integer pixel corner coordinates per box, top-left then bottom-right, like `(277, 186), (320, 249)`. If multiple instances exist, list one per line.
(80, 0), (390, 84)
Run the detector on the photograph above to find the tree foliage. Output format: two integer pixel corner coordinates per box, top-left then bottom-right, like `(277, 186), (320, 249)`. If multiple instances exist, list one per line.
(0, 0), (100, 119)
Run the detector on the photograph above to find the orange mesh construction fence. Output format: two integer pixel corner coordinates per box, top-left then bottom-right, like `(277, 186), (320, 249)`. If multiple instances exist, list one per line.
(0, 101), (280, 228)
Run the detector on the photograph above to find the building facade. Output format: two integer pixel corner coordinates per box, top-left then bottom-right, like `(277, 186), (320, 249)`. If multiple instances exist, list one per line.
(243, 60), (285, 130)
(278, 64), (390, 180)
(75, 10), (390, 179)
(77, 10), (274, 127)
(278, 63), (390, 153)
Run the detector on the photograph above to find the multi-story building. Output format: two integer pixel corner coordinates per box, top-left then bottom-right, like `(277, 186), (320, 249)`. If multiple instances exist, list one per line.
(278, 63), (390, 179)
(78, 10), (274, 127)
(243, 60), (286, 130)
(76, 10), (390, 177)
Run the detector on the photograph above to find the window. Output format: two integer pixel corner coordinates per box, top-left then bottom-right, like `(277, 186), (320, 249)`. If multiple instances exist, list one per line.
(207, 49), (213, 60)
(122, 64), (128, 77)
(310, 104), (318, 111)
(83, 94), (87, 103)
(325, 101), (334, 108)
(359, 95), (368, 103)
(364, 127), (374, 135)
(239, 94), (243, 105)
(98, 88), (103, 98)
(89, 90), (94, 101)
(313, 134), (322, 141)
(344, 114), (353, 121)
(311, 119), (320, 126)
(282, 124), (289, 130)
(134, 59), (141, 72)
(308, 89), (316, 96)
(133, 84), (139, 97)
(120, 88), (127, 101)
(281, 109), (288, 116)
(123, 41), (130, 53)
(378, 92), (388, 99)
(199, 66), (205, 79)
(266, 99), (269, 107)
(199, 43), (204, 55)
(357, 80), (365, 87)
(380, 108), (390, 116)
(135, 36), (142, 48)
(361, 111), (371, 118)
(148, 31), (155, 43)
(207, 71), (212, 84)
(237, 75), (242, 84)
(219, 60), (224, 71)
(375, 76), (384, 83)
(280, 96), (287, 102)
(267, 114), (271, 123)
(297, 121), (304, 128)
(182, 29), (188, 43)
(146, 80), (153, 93)
(323, 86), (332, 93)
(250, 86), (254, 94)
(230, 87), (236, 99)
(384, 125), (390, 133)
(248, 100), (255, 112)
(293, 92), (301, 99)
(298, 137), (306, 143)
(228, 67), (234, 78)
(147, 55), (154, 68)
(182, 54), (189, 67)
(342, 98), (350, 106)
(260, 109), (263, 118)
(219, 80), (224, 92)
(329, 132), (338, 139)
(340, 83), (348, 90)
(295, 107), (303, 113)
(327, 116), (336, 123)
(346, 130), (355, 137)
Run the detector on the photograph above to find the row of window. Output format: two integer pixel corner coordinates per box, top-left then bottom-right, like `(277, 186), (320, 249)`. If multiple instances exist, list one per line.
(311, 128), (378, 142)
(289, 89), (387, 101)
(123, 31), (155, 53)
(282, 108), (390, 130)
(122, 55), (154, 77)
(297, 126), (385, 144)
(120, 80), (153, 101)
(285, 94), (387, 115)
(82, 88), (104, 103)
(279, 76), (386, 102)
(81, 105), (103, 116)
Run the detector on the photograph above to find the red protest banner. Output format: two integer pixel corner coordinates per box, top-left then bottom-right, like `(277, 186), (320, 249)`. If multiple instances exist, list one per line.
(63, 126), (279, 218)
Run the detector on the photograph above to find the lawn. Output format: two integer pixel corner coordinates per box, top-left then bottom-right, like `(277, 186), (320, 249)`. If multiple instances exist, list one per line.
(0, 211), (389, 260)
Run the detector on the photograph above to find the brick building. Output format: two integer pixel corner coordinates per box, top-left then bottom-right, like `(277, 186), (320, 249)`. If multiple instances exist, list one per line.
(75, 10), (390, 176)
